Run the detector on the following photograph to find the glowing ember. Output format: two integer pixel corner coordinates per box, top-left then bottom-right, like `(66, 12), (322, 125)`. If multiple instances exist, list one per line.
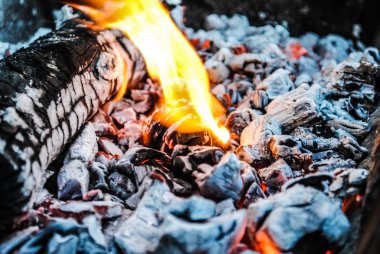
(70, 0), (230, 143)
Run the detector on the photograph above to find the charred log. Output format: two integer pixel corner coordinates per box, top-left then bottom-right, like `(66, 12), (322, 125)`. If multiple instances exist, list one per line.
(0, 21), (145, 232)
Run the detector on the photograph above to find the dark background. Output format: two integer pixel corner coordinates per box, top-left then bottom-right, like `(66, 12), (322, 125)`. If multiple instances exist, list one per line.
(0, 0), (379, 47)
(182, 0), (380, 48)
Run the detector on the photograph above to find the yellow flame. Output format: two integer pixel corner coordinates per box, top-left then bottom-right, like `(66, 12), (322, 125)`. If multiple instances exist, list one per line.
(70, 0), (230, 143)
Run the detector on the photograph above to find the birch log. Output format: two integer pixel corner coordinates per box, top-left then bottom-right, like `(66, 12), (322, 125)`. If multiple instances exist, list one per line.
(0, 20), (145, 232)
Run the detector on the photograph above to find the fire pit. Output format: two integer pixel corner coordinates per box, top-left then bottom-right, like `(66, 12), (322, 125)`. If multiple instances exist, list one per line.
(0, 0), (379, 253)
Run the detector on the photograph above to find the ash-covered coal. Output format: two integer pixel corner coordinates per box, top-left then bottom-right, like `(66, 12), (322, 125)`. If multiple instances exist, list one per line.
(1, 1), (379, 254)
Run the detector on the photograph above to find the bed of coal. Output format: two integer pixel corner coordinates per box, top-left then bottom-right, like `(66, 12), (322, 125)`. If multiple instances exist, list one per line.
(1, 1), (379, 254)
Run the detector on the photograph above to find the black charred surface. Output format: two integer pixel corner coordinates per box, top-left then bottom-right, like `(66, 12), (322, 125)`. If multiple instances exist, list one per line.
(0, 21), (144, 234)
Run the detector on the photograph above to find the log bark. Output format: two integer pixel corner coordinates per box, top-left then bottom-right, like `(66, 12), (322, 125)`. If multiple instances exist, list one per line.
(0, 20), (145, 232)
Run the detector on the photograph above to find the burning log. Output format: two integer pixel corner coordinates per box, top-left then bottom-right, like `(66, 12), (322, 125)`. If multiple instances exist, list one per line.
(0, 21), (146, 231)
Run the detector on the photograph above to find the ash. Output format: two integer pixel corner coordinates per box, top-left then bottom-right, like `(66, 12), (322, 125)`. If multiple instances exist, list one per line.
(1, 2), (380, 254)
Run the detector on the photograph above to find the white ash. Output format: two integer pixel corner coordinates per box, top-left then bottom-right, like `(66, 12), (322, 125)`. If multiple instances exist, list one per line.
(53, 5), (78, 29)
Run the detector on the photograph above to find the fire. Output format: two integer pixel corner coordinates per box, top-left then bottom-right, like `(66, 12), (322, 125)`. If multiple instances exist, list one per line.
(70, 0), (230, 143)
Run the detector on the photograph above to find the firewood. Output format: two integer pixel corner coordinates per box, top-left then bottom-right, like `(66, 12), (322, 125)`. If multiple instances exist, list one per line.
(0, 21), (146, 231)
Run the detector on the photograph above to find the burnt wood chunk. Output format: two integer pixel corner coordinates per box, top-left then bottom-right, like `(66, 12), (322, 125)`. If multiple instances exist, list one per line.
(266, 84), (322, 132)
(0, 21), (145, 231)
(115, 181), (247, 253)
(193, 152), (243, 201)
(246, 184), (350, 253)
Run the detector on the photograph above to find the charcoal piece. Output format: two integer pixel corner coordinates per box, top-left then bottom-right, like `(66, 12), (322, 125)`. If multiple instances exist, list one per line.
(230, 53), (271, 78)
(118, 120), (143, 148)
(98, 137), (124, 157)
(50, 201), (123, 221)
(193, 152), (244, 201)
(268, 135), (313, 170)
(114, 146), (171, 175)
(266, 84), (322, 132)
(91, 110), (119, 137)
(246, 184), (350, 252)
(162, 125), (211, 151)
(330, 168), (368, 198)
(325, 56), (380, 96)
(317, 35), (351, 62)
(172, 145), (225, 174)
(249, 90), (269, 110)
(169, 196), (216, 221)
(88, 161), (109, 191)
(259, 159), (294, 194)
(242, 182), (266, 207)
(216, 198), (237, 216)
(2, 219), (107, 254)
(125, 176), (154, 210)
(326, 118), (370, 139)
(256, 68), (295, 100)
(225, 108), (259, 139)
(204, 14), (228, 30)
(294, 73), (313, 87)
(295, 131), (341, 153)
(64, 123), (98, 164)
(235, 145), (269, 169)
(282, 172), (334, 193)
(141, 117), (167, 149)
(172, 178), (195, 197)
(115, 181), (247, 254)
(95, 153), (116, 169)
(234, 80), (255, 97)
(0, 21), (146, 228)
(334, 129), (369, 161)
(348, 169), (368, 186)
(108, 172), (137, 200)
(57, 160), (90, 201)
(240, 115), (282, 167)
(205, 47), (233, 83)
(132, 164), (167, 187)
(111, 108), (137, 126)
(240, 161), (261, 193)
(310, 155), (356, 172)
(244, 25), (289, 51)
(131, 90), (155, 114)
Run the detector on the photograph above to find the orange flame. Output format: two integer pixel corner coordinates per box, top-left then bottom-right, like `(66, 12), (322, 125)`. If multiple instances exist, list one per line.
(70, 0), (230, 143)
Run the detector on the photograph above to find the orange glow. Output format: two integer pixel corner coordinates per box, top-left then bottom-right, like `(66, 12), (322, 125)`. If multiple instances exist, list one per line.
(256, 231), (281, 254)
(70, 0), (230, 143)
